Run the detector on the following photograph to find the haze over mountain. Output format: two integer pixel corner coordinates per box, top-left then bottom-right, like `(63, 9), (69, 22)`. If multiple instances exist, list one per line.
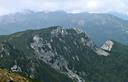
(111, 12), (128, 20)
(0, 11), (128, 46)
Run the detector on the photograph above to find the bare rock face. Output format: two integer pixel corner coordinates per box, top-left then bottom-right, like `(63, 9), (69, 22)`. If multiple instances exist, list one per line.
(101, 40), (114, 52)
(31, 35), (85, 82)
(95, 40), (114, 56)
(95, 48), (110, 56)
(11, 65), (22, 72)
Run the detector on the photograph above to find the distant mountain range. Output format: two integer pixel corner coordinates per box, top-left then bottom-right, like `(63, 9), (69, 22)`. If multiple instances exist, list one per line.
(0, 11), (128, 46)
(0, 26), (128, 82)
(111, 12), (128, 20)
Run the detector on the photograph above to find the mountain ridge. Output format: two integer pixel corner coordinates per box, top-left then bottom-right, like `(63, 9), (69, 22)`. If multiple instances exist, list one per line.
(0, 26), (128, 82)
(0, 11), (127, 46)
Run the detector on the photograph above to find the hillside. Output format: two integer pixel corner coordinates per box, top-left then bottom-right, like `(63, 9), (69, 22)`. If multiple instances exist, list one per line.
(0, 68), (37, 82)
(0, 26), (128, 82)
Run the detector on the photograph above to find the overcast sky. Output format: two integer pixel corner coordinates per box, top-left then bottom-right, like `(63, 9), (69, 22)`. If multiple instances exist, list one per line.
(0, 0), (128, 15)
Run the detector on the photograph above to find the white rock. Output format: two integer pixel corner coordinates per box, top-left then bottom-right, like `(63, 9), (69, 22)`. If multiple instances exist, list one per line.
(101, 40), (114, 52)
(50, 38), (53, 42)
(95, 48), (110, 56)
(51, 27), (68, 37)
(0, 54), (3, 58)
(76, 56), (79, 61)
(11, 65), (22, 72)
(73, 28), (83, 34)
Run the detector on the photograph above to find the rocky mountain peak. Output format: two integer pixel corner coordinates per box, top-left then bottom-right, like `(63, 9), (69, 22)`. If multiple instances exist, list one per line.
(30, 27), (95, 82)
(0, 27), (127, 82)
(51, 26), (68, 37)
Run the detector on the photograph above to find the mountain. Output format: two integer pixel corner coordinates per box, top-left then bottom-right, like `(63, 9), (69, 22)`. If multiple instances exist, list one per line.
(0, 26), (94, 82)
(111, 12), (128, 20)
(0, 11), (128, 46)
(0, 26), (128, 82)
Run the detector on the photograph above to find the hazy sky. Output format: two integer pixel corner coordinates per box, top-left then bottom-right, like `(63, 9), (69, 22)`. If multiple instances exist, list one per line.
(0, 0), (128, 15)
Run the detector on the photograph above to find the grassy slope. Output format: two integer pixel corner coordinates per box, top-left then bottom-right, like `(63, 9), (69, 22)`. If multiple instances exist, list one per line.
(0, 68), (39, 82)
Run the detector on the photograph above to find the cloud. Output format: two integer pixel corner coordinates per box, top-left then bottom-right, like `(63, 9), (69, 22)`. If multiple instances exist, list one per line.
(0, 0), (128, 15)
